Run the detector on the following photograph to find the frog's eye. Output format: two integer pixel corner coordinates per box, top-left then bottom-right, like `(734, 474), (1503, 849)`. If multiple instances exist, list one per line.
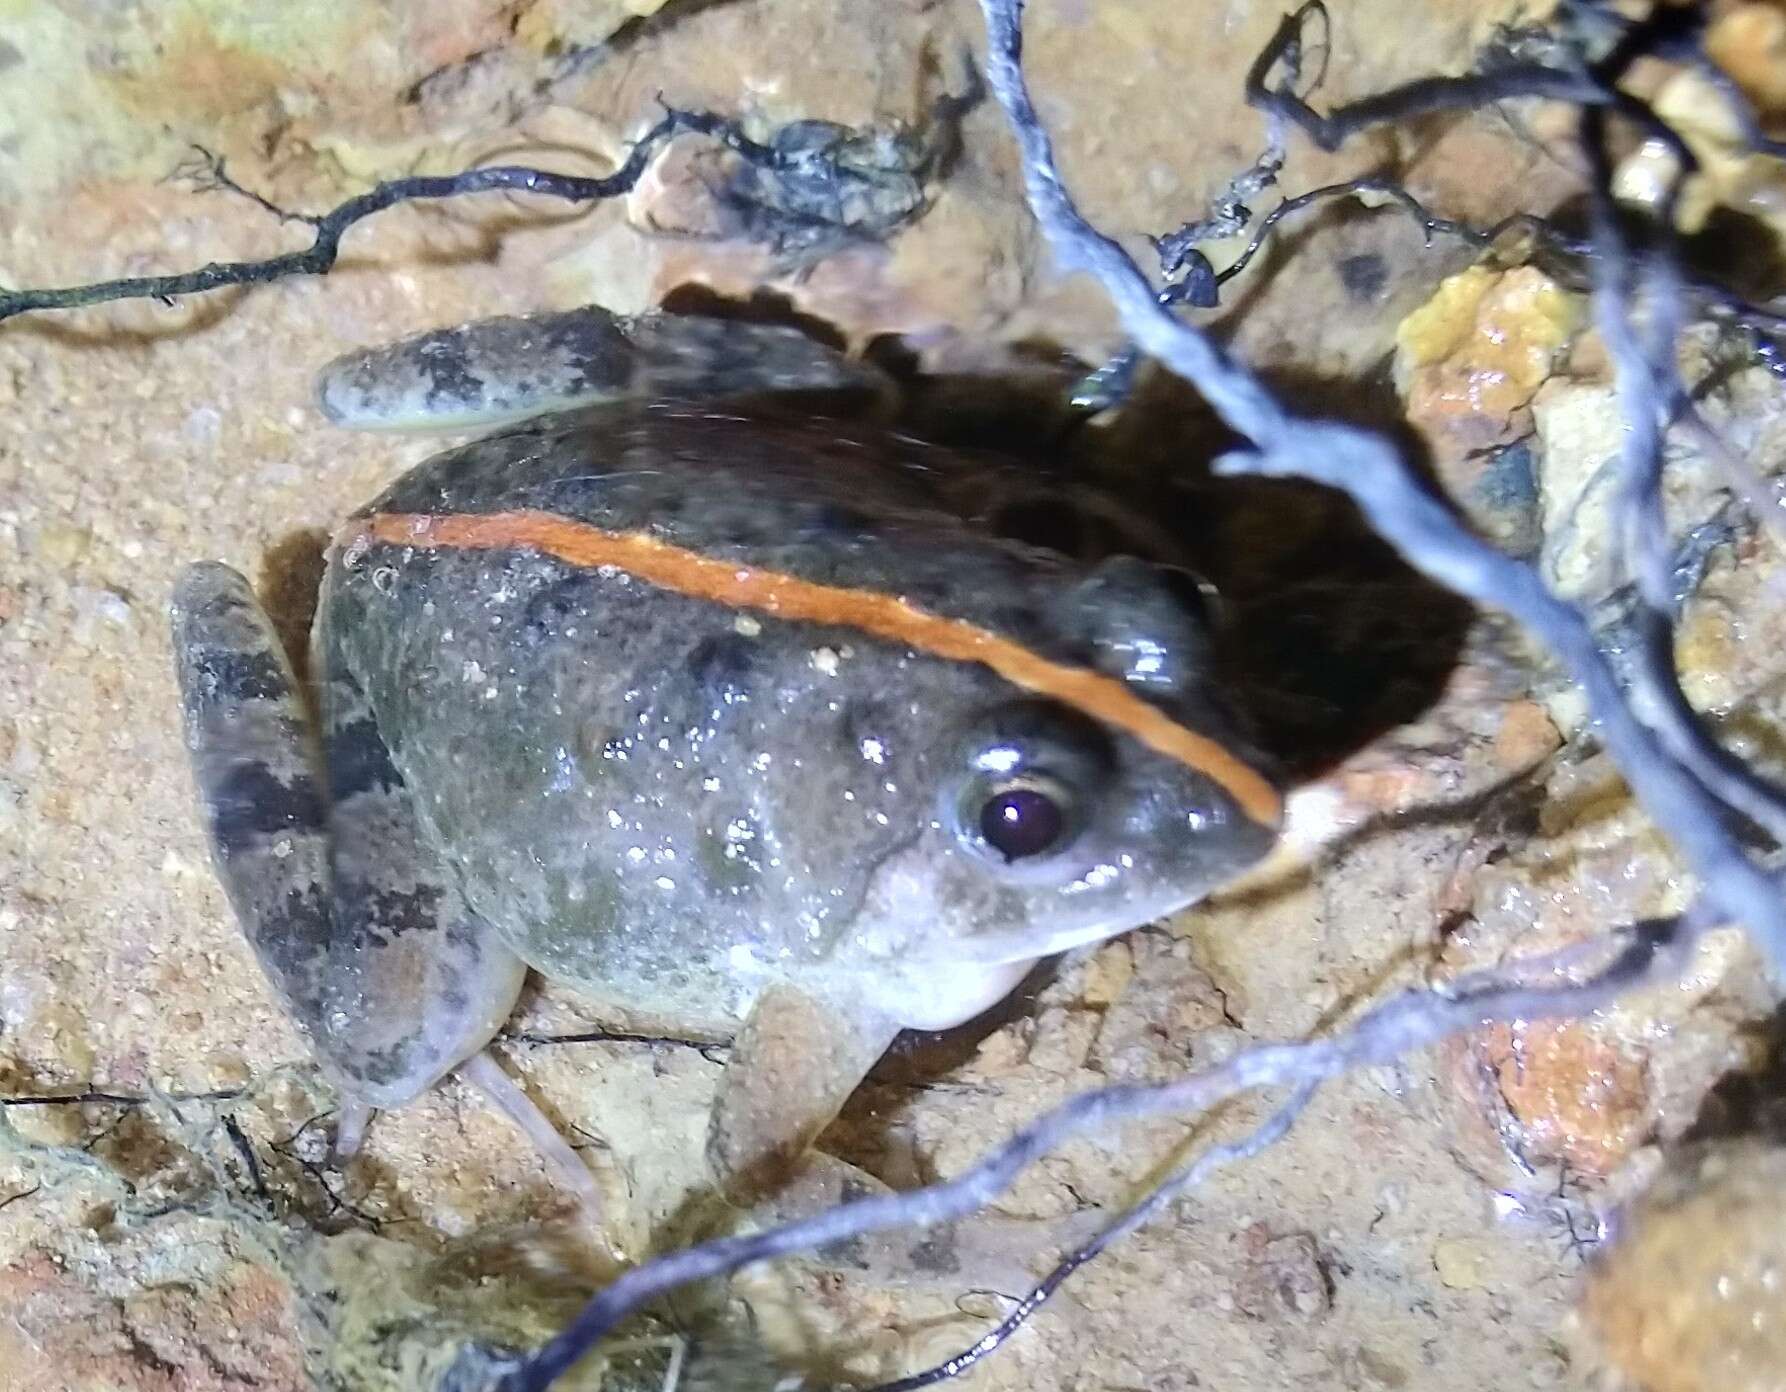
(976, 775), (1072, 863)
(949, 703), (1108, 873)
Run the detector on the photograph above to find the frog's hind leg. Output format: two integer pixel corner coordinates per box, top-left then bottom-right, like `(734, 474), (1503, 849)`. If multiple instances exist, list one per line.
(317, 625), (620, 1233)
(173, 563), (529, 1136)
(311, 619), (530, 1110)
(172, 561), (338, 1056)
(314, 305), (889, 434)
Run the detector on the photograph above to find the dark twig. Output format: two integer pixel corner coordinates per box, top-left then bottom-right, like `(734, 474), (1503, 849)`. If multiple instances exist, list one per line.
(1246, 0), (1701, 193)
(507, 1027), (732, 1066)
(0, 109), (791, 325)
(169, 146), (323, 227)
(1213, 178), (1589, 288)
(0, 1088), (243, 1108)
(222, 1114), (271, 1205)
(1247, 2), (1600, 152)
(0, 1185), (41, 1214)
(270, 1112), (384, 1230)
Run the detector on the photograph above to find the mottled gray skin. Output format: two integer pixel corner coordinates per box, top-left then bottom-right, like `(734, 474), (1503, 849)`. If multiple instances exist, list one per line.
(315, 310), (885, 434)
(172, 307), (1279, 1204)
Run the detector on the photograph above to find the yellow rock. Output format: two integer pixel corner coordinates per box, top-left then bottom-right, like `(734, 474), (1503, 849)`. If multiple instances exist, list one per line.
(1396, 265), (1579, 449)
(514, 0), (667, 52)
(1432, 1236), (1494, 1291)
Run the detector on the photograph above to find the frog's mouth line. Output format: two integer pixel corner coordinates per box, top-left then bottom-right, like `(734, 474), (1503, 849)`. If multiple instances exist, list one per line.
(344, 508), (1284, 828)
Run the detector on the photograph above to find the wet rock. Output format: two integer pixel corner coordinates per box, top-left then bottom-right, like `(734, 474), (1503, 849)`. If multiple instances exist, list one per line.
(1461, 1018), (1652, 1181)
(1397, 266), (1579, 447)
(1435, 751), (1773, 1198)
(1580, 1140), (1786, 1392)
(1614, 65), (1786, 243)
(1395, 265), (1579, 549)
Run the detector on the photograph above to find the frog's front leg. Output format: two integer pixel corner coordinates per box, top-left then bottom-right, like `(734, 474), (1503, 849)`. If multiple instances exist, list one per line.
(707, 989), (1072, 1296)
(315, 305), (887, 433)
(171, 565), (560, 1197)
(707, 983), (899, 1201)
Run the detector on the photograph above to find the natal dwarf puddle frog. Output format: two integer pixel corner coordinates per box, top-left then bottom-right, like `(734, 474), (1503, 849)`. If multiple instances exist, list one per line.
(170, 307), (1281, 1229)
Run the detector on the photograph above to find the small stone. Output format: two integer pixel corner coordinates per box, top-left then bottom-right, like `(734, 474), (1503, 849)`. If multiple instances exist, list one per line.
(966, 1023), (1030, 1078)
(1349, 1345), (1411, 1389)
(1233, 1226), (1331, 1320)
(1581, 1140), (1786, 1392)
(1079, 939), (1134, 1009)
(33, 524), (90, 569)
(1532, 378), (1622, 600)
(1024, 1005), (1097, 1074)
(1432, 1235), (1494, 1291)
(1490, 700), (1562, 772)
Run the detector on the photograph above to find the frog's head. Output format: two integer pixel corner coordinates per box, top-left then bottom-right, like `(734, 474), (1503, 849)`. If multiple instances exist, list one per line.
(847, 556), (1280, 1018)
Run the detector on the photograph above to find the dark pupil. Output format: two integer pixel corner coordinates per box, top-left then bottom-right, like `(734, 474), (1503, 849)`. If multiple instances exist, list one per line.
(979, 787), (1064, 861)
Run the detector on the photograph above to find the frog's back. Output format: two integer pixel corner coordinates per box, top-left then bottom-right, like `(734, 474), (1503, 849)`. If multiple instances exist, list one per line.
(352, 400), (1087, 635)
(325, 403), (1093, 1029)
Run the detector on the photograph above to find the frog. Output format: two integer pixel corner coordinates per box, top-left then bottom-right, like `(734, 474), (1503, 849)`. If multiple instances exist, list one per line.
(169, 303), (1283, 1235)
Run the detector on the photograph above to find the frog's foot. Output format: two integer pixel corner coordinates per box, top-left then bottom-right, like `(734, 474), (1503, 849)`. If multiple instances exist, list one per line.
(333, 1098), (375, 1162)
(706, 983), (900, 1204)
(172, 561), (528, 1121)
(314, 305), (889, 434)
(458, 1049), (610, 1242)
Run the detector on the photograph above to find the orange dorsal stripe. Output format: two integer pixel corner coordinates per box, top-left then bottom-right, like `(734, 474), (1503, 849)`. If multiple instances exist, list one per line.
(351, 509), (1283, 826)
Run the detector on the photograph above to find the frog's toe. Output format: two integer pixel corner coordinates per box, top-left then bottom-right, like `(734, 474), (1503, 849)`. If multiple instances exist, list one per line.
(459, 1050), (616, 1251)
(332, 1097), (375, 1162)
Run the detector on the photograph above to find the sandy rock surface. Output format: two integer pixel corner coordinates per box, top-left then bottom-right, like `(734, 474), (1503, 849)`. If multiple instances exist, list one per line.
(3, 1), (1785, 1389)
